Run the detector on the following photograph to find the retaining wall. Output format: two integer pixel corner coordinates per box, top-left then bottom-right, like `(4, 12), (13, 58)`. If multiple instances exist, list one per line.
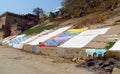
(23, 45), (88, 59)
(21, 45), (120, 60)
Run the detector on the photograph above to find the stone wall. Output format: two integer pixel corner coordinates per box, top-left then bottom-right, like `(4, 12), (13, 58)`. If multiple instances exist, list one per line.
(0, 16), (6, 29)
(10, 24), (18, 36)
(6, 14), (27, 25)
(3, 14), (28, 37)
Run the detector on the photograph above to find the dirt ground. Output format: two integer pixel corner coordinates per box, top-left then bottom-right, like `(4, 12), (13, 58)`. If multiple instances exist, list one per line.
(0, 46), (94, 74)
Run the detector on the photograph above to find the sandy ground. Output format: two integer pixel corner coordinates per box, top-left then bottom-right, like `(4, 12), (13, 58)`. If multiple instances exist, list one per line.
(0, 46), (94, 74)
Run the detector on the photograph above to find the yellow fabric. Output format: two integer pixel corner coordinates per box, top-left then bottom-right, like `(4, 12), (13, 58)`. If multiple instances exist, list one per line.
(67, 27), (88, 34)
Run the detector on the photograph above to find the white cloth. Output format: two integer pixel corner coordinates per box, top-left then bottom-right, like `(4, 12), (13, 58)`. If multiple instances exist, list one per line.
(109, 40), (120, 51)
(27, 26), (72, 45)
(59, 27), (110, 48)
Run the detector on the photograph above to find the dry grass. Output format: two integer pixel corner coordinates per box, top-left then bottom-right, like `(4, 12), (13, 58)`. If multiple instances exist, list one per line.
(73, 10), (120, 28)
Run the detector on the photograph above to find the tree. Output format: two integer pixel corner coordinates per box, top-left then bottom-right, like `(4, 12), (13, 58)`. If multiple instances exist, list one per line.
(33, 7), (44, 17)
(33, 7), (44, 23)
(49, 12), (55, 20)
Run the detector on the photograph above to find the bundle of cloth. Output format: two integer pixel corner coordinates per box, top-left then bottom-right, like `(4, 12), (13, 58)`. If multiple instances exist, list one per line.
(86, 48), (106, 57)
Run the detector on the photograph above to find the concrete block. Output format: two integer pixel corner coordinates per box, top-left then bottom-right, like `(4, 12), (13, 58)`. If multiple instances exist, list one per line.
(40, 47), (57, 56)
(112, 68), (120, 74)
(55, 47), (65, 56)
(31, 45), (41, 54)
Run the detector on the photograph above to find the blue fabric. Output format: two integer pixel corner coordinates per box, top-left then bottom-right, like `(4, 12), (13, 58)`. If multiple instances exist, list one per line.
(8, 37), (28, 46)
(59, 32), (80, 37)
(31, 46), (37, 52)
(45, 39), (62, 46)
(95, 48), (106, 57)
(86, 48), (106, 57)
(44, 32), (80, 46)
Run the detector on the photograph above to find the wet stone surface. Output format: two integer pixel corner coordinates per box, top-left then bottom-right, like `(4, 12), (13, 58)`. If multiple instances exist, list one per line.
(76, 57), (120, 74)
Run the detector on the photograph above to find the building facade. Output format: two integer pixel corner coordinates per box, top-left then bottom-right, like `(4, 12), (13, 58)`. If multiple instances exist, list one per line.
(0, 12), (38, 38)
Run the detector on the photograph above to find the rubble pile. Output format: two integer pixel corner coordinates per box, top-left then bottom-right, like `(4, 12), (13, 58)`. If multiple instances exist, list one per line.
(76, 57), (120, 74)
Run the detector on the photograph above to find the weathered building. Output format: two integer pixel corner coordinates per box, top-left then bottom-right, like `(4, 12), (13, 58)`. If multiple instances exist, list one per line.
(0, 12), (38, 38)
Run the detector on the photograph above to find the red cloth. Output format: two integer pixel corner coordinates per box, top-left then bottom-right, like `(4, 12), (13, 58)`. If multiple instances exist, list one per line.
(39, 43), (55, 47)
(39, 43), (46, 47)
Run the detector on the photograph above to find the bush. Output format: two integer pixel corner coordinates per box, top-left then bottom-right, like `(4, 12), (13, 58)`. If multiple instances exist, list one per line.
(105, 42), (116, 49)
(23, 22), (59, 35)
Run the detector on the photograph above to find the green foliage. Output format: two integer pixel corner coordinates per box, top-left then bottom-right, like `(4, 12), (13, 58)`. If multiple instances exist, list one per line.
(105, 42), (116, 49)
(33, 7), (44, 16)
(112, 22), (117, 26)
(40, 15), (49, 22)
(23, 22), (59, 35)
(49, 12), (56, 19)
(49, 12), (60, 20)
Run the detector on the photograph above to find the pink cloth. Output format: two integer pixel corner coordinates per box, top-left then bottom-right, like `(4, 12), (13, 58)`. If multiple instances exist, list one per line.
(53, 36), (74, 40)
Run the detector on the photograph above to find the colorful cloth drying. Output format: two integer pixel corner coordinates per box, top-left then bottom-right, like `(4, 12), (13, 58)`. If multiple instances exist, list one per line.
(67, 27), (88, 34)
(86, 49), (96, 56)
(59, 32), (79, 37)
(44, 31), (80, 46)
(45, 39), (62, 46)
(53, 36), (74, 40)
(39, 43), (46, 47)
(86, 48), (106, 57)
(95, 48), (106, 57)
(8, 36), (28, 47)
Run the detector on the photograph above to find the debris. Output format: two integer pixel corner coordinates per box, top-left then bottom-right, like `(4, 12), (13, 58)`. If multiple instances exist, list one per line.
(77, 58), (120, 74)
